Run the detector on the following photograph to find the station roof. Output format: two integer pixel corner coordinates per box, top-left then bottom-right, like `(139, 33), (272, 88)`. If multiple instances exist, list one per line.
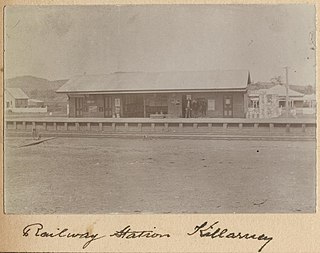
(6, 88), (29, 99)
(57, 70), (250, 94)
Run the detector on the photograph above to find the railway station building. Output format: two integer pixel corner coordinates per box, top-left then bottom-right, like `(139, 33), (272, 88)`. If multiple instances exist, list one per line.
(56, 70), (251, 118)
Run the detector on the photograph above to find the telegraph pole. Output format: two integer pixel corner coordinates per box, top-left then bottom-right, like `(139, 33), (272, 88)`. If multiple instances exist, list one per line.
(284, 66), (289, 117)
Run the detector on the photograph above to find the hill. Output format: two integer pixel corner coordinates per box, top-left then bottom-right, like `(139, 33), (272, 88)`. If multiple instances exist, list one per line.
(5, 75), (67, 90)
(5, 75), (68, 101)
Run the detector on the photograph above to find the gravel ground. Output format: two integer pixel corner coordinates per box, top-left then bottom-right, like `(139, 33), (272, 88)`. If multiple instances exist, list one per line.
(4, 137), (316, 214)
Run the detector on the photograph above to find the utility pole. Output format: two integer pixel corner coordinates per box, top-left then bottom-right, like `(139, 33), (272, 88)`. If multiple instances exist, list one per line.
(284, 66), (289, 117)
(117, 6), (121, 72)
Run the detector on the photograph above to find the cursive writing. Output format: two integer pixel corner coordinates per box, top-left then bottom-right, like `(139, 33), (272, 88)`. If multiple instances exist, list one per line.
(187, 221), (273, 252)
(22, 223), (106, 249)
(110, 225), (170, 239)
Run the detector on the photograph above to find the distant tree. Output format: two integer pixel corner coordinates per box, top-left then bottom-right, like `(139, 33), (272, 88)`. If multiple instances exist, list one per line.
(310, 31), (316, 51)
(270, 76), (283, 85)
(305, 85), (314, 95)
(48, 90), (55, 99)
(30, 89), (38, 98)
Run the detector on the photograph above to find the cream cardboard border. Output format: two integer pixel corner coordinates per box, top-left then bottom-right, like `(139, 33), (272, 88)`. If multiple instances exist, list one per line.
(0, 1), (319, 252)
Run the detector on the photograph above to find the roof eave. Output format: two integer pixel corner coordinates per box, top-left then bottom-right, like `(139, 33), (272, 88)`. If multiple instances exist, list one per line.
(56, 88), (247, 94)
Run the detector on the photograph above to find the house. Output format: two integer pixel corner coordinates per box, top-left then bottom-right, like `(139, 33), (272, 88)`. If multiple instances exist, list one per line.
(247, 84), (310, 118)
(5, 88), (29, 109)
(5, 88), (48, 114)
(266, 85), (305, 108)
(56, 70), (251, 118)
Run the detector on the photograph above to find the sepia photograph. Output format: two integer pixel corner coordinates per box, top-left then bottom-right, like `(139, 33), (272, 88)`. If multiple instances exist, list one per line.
(3, 4), (316, 214)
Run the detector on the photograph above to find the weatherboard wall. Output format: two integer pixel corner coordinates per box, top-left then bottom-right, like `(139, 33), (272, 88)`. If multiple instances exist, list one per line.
(67, 91), (246, 118)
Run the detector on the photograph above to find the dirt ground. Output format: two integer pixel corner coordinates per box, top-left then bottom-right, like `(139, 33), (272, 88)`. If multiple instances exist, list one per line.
(4, 137), (316, 214)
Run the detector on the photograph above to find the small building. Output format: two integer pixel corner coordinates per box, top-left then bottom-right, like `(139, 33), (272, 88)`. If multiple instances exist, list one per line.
(298, 94), (317, 116)
(5, 88), (29, 109)
(303, 94), (316, 108)
(57, 70), (251, 118)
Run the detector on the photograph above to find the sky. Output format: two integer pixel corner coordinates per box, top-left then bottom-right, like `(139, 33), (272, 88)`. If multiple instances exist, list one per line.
(4, 5), (316, 86)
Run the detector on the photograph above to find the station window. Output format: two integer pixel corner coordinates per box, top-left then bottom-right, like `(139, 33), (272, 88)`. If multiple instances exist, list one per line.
(208, 99), (215, 111)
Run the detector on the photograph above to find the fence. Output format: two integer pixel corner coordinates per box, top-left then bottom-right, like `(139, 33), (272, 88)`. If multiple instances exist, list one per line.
(4, 117), (316, 136)
(6, 107), (48, 114)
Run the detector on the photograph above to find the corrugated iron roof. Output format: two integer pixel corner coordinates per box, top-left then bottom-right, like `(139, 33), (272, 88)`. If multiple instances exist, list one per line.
(265, 85), (304, 97)
(57, 70), (250, 93)
(28, 98), (44, 103)
(6, 88), (29, 99)
(248, 85), (304, 97)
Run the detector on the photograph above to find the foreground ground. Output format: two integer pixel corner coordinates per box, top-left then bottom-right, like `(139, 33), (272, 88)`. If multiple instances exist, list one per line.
(4, 137), (316, 214)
